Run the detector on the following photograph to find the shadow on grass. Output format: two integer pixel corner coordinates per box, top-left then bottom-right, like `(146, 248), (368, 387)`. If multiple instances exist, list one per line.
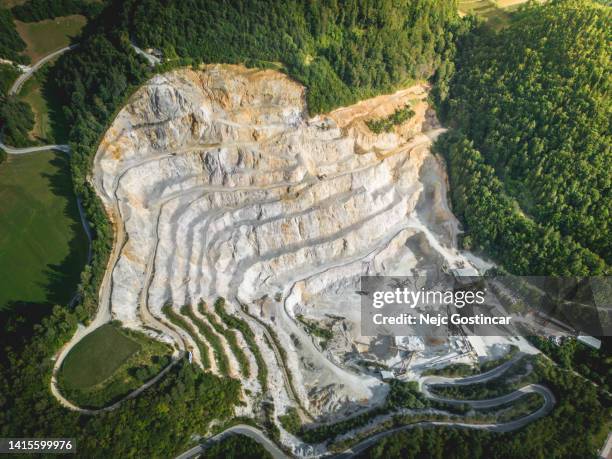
(41, 69), (70, 144)
(37, 153), (88, 307)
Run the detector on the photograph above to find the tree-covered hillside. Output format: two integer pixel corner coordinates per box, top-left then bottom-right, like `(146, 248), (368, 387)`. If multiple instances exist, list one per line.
(440, 0), (611, 275)
(124, 0), (460, 113)
(0, 307), (242, 458)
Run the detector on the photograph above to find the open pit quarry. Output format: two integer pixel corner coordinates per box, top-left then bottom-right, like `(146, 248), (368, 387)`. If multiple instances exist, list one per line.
(91, 64), (512, 423)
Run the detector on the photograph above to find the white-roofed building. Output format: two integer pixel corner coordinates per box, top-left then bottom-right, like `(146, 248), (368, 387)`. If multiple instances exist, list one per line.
(577, 333), (601, 350)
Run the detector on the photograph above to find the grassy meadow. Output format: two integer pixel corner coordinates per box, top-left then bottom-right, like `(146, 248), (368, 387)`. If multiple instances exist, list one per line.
(15, 14), (85, 62)
(457, 0), (534, 29)
(60, 324), (142, 389)
(58, 324), (173, 408)
(0, 152), (88, 310)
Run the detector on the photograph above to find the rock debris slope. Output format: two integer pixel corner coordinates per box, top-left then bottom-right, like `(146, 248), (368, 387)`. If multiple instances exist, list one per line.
(94, 64), (466, 415)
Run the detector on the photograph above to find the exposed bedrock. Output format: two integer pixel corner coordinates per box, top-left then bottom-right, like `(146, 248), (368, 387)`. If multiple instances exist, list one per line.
(94, 64), (466, 416)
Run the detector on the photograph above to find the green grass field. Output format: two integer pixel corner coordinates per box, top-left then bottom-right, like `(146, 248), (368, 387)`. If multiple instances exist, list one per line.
(15, 15), (86, 62)
(60, 324), (142, 389)
(0, 152), (88, 310)
(58, 324), (173, 408)
(458, 0), (522, 29)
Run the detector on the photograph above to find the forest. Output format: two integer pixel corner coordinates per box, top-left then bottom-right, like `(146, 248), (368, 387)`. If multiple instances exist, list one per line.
(438, 0), (610, 276)
(0, 7), (28, 64)
(528, 336), (611, 392)
(1, 97), (35, 148)
(124, 0), (461, 113)
(0, 306), (242, 457)
(435, 132), (607, 275)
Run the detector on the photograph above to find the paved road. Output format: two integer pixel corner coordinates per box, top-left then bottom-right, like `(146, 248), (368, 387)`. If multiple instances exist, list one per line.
(600, 431), (612, 459)
(175, 425), (287, 459)
(337, 383), (555, 458)
(335, 356), (556, 457)
(9, 45), (78, 96)
(0, 141), (70, 155)
(335, 400), (550, 457)
(420, 354), (554, 410)
(420, 354), (522, 388)
(425, 381), (552, 409)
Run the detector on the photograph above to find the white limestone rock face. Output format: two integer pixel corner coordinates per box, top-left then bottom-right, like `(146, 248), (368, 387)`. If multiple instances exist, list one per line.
(94, 64), (467, 417)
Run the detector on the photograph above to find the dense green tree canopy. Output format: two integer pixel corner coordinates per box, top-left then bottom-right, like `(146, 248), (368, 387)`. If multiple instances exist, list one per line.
(124, 0), (460, 113)
(0, 97), (35, 148)
(0, 8), (27, 63)
(436, 132), (607, 275)
(441, 0), (611, 274)
(12, 0), (103, 22)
